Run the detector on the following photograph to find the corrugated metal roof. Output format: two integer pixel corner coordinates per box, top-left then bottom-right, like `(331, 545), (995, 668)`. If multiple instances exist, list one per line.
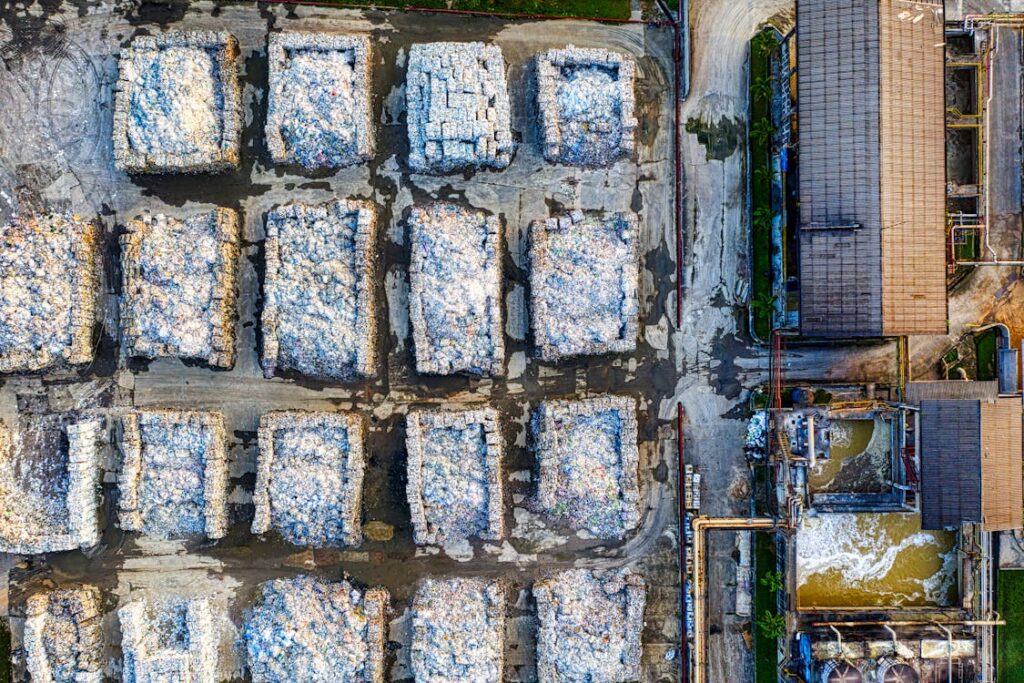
(919, 398), (1023, 531)
(878, 0), (948, 335)
(920, 400), (982, 530)
(797, 0), (883, 336)
(796, 0), (947, 337)
(979, 399), (1023, 531)
(905, 380), (999, 403)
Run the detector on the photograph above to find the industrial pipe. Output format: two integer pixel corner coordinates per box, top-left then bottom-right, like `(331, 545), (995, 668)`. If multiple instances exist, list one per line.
(690, 516), (779, 683)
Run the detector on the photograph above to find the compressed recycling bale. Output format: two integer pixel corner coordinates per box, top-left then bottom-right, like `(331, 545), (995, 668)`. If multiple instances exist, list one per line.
(266, 32), (374, 169)
(535, 45), (638, 167)
(405, 42), (515, 173)
(529, 210), (639, 361)
(0, 212), (99, 374)
(534, 568), (646, 683)
(0, 416), (102, 554)
(252, 410), (366, 548)
(24, 586), (104, 683)
(261, 200), (378, 381)
(119, 595), (219, 683)
(245, 575), (388, 683)
(533, 395), (641, 539)
(408, 202), (505, 376)
(411, 577), (506, 683)
(120, 208), (240, 368)
(113, 31), (242, 173)
(405, 408), (504, 546)
(116, 409), (229, 540)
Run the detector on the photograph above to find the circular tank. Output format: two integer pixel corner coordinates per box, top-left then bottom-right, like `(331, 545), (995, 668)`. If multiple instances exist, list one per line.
(878, 661), (920, 683)
(820, 660), (864, 683)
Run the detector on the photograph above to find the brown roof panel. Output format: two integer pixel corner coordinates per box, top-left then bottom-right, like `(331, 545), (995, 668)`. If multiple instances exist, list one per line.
(979, 398), (1023, 531)
(878, 0), (948, 335)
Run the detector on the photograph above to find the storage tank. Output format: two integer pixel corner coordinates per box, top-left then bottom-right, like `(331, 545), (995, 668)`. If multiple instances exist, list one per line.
(876, 658), (920, 683)
(819, 660), (863, 683)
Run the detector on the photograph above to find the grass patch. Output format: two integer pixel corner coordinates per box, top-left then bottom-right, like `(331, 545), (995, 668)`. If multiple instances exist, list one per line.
(316, 0), (632, 18)
(749, 29), (777, 342)
(754, 531), (780, 683)
(998, 570), (1024, 682)
(955, 230), (979, 262)
(975, 329), (998, 381)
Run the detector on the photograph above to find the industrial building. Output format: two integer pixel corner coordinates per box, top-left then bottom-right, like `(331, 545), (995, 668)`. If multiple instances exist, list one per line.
(796, 0), (947, 337)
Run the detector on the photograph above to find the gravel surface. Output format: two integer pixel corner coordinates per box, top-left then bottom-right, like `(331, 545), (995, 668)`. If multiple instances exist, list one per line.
(534, 396), (640, 539)
(536, 45), (637, 166)
(253, 411), (366, 548)
(113, 31), (242, 173)
(262, 200), (377, 380)
(406, 41), (514, 173)
(408, 202), (504, 376)
(117, 410), (229, 540)
(266, 32), (373, 168)
(0, 213), (98, 374)
(24, 587), (103, 683)
(529, 210), (639, 361)
(534, 568), (646, 683)
(411, 577), (505, 683)
(245, 576), (388, 683)
(119, 595), (218, 683)
(406, 408), (504, 545)
(121, 209), (240, 368)
(0, 417), (101, 554)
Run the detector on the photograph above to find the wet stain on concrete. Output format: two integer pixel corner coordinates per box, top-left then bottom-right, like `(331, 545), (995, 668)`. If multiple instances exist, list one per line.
(685, 115), (744, 161)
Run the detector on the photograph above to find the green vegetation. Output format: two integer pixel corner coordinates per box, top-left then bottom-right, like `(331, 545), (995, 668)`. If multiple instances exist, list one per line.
(0, 621), (8, 683)
(998, 570), (1024, 682)
(812, 389), (833, 405)
(320, 0), (631, 19)
(754, 531), (781, 683)
(975, 329), (998, 381)
(749, 29), (778, 342)
(954, 230), (980, 262)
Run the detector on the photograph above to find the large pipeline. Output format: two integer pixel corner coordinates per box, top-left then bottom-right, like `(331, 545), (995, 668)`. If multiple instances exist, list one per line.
(690, 516), (779, 683)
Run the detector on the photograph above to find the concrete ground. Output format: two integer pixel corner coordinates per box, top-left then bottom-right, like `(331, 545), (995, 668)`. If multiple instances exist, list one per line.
(0, 1), (681, 680)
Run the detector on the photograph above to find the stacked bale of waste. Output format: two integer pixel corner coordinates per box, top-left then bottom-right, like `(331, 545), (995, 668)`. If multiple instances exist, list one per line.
(534, 568), (646, 683)
(0, 212), (98, 374)
(408, 202), (504, 376)
(24, 587), (104, 683)
(536, 45), (637, 166)
(117, 409), (229, 540)
(113, 31), (242, 173)
(529, 210), (639, 361)
(406, 42), (514, 173)
(410, 577), (506, 683)
(533, 395), (641, 539)
(266, 32), (374, 169)
(261, 200), (377, 381)
(120, 208), (240, 368)
(245, 576), (388, 683)
(252, 410), (366, 548)
(406, 408), (504, 546)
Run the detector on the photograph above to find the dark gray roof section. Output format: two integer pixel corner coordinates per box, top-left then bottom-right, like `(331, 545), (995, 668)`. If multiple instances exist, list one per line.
(919, 400), (982, 530)
(796, 0), (883, 337)
(905, 381), (999, 404)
